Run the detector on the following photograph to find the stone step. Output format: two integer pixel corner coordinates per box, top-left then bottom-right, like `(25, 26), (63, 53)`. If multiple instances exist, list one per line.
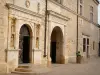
(12, 64), (51, 74)
(18, 65), (31, 68)
(11, 71), (37, 75)
(15, 68), (32, 72)
(18, 64), (47, 68)
(18, 64), (32, 68)
(12, 68), (51, 74)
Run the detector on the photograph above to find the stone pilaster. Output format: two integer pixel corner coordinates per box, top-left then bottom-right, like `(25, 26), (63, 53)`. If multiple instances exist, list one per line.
(61, 25), (68, 64)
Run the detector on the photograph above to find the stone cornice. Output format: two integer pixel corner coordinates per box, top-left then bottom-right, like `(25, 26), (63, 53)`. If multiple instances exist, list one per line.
(79, 15), (99, 27)
(48, 10), (70, 21)
(6, 3), (44, 18)
(48, 0), (99, 27)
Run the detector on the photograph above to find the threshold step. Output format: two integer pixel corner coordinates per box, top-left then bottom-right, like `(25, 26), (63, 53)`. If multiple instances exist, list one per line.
(11, 71), (38, 75)
(15, 68), (32, 72)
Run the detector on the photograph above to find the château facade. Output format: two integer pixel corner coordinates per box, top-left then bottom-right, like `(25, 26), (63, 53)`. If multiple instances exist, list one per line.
(0, 0), (99, 73)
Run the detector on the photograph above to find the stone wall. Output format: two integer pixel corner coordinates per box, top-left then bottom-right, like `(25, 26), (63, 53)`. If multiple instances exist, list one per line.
(0, 0), (99, 73)
(0, 0), (9, 73)
(83, 0), (98, 23)
(78, 0), (99, 59)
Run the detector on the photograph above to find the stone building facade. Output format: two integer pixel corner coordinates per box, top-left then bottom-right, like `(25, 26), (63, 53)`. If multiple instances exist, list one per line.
(0, 0), (99, 73)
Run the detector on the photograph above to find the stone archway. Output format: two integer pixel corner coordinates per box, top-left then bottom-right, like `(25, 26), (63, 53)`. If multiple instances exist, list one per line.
(50, 26), (63, 64)
(19, 24), (32, 64)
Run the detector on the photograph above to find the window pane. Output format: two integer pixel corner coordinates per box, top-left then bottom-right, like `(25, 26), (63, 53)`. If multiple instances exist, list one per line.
(83, 45), (86, 52)
(83, 38), (86, 52)
(87, 46), (89, 57)
(87, 38), (89, 45)
(83, 38), (86, 44)
(87, 46), (89, 51)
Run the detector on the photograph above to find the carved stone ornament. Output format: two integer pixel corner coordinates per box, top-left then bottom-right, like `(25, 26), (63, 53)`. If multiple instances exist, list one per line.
(11, 17), (17, 25)
(10, 17), (17, 48)
(36, 24), (40, 48)
(36, 24), (40, 37)
(36, 37), (39, 48)
(10, 34), (14, 47)
(25, 0), (30, 8)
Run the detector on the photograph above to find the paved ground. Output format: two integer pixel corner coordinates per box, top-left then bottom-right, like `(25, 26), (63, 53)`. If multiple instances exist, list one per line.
(41, 57), (100, 75)
(1, 57), (100, 75)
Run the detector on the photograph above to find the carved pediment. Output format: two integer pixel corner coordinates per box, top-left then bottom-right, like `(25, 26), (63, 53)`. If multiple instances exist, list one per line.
(6, 3), (43, 18)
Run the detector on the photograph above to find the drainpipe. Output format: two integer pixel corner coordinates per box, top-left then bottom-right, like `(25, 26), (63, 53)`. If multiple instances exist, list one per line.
(6, 7), (10, 63)
(44, 0), (48, 57)
(76, 0), (79, 53)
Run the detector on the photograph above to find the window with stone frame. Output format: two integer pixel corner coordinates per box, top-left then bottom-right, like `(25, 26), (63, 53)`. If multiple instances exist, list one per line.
(79, 0), (83, 15)
(83, 37), (89, 52)
(90, 6), (93, 22)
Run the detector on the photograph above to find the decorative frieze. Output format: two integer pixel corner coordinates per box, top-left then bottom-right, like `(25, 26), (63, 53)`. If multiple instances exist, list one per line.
(6, 3), (43, 18)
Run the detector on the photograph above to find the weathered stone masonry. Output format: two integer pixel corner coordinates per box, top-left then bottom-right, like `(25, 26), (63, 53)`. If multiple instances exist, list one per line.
(0, 0), (99, 73)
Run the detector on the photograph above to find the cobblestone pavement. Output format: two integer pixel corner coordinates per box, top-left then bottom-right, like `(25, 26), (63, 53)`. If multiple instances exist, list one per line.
(1, 57), (100, 75)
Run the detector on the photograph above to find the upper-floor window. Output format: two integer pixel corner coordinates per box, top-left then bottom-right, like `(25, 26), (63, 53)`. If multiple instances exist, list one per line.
(54, 0), (63, 4)
(90, 6), (93, 22)
(79, 0), (83, 15)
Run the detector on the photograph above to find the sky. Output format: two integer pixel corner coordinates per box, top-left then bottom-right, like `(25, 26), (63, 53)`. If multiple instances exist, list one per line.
(98, 0), (100, 24)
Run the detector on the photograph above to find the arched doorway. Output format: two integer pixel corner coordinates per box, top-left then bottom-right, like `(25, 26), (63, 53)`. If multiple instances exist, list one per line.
(19, 24), (32, 64)
(50, 26), (63, 64)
